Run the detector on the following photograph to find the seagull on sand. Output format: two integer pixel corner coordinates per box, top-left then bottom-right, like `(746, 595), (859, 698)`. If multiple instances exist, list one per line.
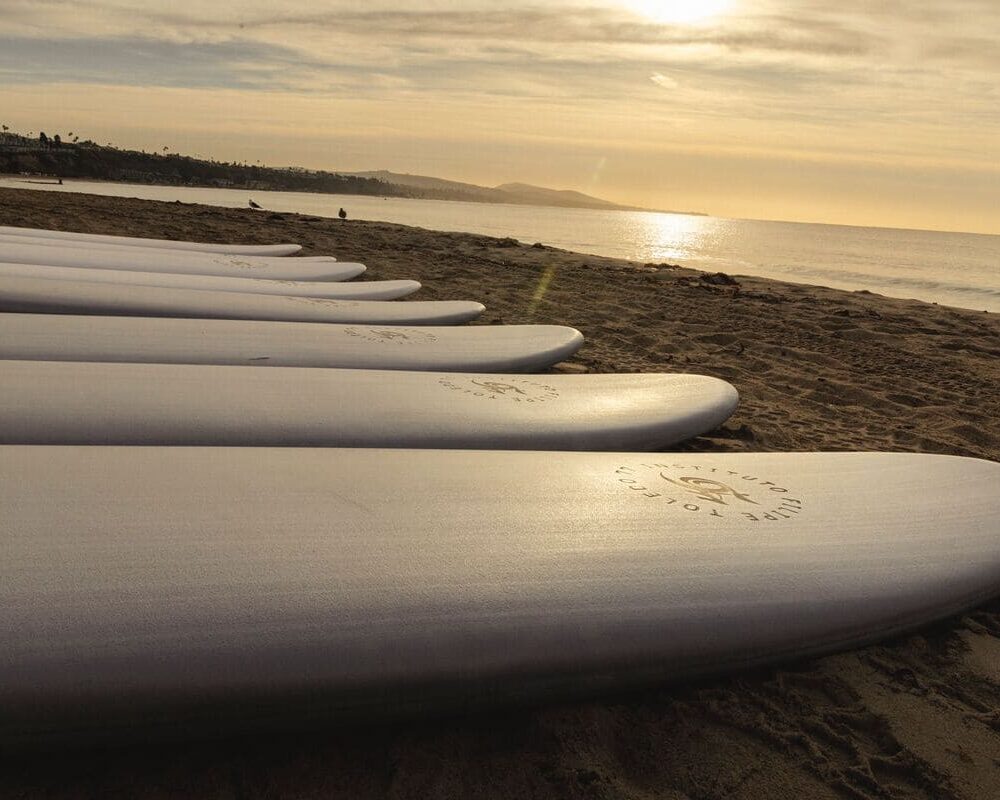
(248, 199), (262, 210)
(339, 207), (347, 220)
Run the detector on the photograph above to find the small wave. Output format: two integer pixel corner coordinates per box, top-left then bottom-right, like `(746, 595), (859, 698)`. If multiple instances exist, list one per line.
(788, 266), (1000, 300)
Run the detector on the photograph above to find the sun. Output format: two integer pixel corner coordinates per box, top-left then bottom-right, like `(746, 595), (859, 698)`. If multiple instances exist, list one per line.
(622, 0), (733, 24)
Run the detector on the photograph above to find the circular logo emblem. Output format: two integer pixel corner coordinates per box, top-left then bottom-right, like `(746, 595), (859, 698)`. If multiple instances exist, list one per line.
(614, 461), (804, 523)
(438, 376), (560, 403)
(343, 327), (439, 344)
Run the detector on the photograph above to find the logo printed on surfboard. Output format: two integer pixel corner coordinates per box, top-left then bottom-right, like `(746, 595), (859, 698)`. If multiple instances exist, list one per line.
(613, 462), (804, 522)
(250, 278), (298, 286)
(438, 377), (560, 402)
(287, 296), (359, 308)
(213, 257), (259, 269)
(343, 327), (440, 344)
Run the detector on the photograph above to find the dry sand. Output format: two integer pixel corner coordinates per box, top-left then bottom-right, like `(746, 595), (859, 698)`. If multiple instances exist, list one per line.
(1, 187), (998, 800)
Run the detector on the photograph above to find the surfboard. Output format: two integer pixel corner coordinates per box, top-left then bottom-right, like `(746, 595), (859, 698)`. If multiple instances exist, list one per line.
(0, 224), (302, 255)
(0, 239), (361, 280)
(1, 447), (996, 741)
(0, 275), (483, 325)
(0, 262), (420, 300)
(0, 361), (736, 449)
(0, 314), (583, 372)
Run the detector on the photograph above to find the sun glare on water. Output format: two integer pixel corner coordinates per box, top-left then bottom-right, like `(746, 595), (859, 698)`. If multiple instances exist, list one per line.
(622, 0), (733, 24)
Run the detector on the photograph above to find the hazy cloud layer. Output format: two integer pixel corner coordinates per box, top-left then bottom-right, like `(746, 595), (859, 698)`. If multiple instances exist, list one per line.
(1, 0), (998, 231)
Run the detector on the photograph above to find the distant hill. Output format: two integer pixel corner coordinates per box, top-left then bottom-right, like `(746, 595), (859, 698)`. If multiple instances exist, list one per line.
(349, 171), (704, 215)
(494, 182), (632, 210)
(492, 182), (705, 215)
(348, 171), (496, 199)
(348, 171), (645, 211)
(0, 128), (703, 215)
(0, 131), (405, 199)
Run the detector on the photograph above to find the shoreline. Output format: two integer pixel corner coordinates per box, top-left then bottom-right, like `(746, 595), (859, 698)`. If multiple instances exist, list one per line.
(0, 173), (706, 218)
(1, 186), (998, 799)
(0, 169), (691, 216)
(4, 179), (997, 314)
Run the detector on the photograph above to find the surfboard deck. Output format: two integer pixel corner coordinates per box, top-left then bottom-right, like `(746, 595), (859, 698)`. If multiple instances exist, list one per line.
(0, 224), (302, 256)
(1, 447), (997, 742)
(0, 314), (583, 372)
(0, 262), (419, 300)
(0, 361), (737, 449)
(0, 239), (361, 280)
(0, 276), (483, 324)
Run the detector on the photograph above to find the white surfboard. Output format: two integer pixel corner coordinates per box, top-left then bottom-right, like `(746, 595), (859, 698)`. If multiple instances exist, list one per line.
(0, 262), (419, 300)
(0, 224), (302, 256)
(0, 361), (736, 449)
(0, 275), (483, 325)
(0, 314), (583, 372)
(0, 239), (361, 280)
(1, 447), (997, 740)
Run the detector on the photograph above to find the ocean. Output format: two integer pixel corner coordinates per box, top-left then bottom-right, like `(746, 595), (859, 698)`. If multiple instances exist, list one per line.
(3, 177), (998, 313)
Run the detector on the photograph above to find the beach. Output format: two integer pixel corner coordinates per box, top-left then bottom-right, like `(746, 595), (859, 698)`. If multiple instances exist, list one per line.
(1, 186), (998, 799)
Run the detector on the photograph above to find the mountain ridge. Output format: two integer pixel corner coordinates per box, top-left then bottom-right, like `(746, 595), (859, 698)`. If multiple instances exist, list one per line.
(346, 170), (704, 215)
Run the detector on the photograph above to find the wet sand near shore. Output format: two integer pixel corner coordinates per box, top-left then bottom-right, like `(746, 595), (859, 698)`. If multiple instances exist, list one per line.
(1, 187), (998, 800)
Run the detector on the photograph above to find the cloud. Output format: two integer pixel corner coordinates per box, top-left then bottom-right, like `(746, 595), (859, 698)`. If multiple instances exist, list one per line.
(1, 2), (996, 164)
(0, 2), (896, 58)
(0, 1), (997, 231)
(0, 35), (334, 90)
(0, 1), (994, 81)
(650, 73), (679, 90)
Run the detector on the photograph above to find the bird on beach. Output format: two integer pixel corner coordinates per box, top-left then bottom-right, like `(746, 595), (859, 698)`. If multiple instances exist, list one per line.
(339, 207), (347, 220)
(248, 199), (262, 210)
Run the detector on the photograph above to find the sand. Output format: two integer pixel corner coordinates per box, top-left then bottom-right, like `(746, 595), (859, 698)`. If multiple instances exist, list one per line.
(1, 187), (998, 799)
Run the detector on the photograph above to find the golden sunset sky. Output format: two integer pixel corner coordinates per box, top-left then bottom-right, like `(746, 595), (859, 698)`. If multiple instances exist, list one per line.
(1, 1), (998, 233)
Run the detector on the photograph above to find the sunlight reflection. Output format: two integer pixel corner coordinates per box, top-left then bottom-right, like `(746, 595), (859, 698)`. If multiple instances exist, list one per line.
(622, 212), (716, 264)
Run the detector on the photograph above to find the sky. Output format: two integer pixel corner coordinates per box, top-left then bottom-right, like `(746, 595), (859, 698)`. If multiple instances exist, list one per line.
(0, 0), (998, 233)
